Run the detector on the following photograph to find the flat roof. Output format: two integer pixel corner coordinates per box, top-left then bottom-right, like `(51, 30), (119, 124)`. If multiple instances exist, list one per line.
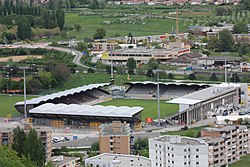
(50, 156), (80, 166)
(199, 56), (241, 61)
(99, 123), (131, 136)
(153, 135), (206, 146)
(109, 48), (187, 54)
(15, 83), (110, 106)
(168, 83), (240, 105)
(29, 103), (143, 118)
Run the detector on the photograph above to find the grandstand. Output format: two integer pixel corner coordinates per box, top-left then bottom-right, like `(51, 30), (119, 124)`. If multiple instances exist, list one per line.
(29, 103), (143, 126)
(125, 82), (210, 100)
(15, 83), (110, 114)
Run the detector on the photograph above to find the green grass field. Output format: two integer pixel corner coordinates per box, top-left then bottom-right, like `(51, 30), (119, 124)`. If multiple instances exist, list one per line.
(98, 99), (178, 121)
(63, 13), (186, 40)
(0, 94), (37, 118)
(161, 126), (207, 137)
(230, 154), (250, 167)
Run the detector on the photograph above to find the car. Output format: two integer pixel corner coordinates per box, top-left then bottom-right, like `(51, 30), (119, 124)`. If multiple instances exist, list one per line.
(239, 112), (246, 115)
(64, 137), (70, 141)
(52, 137), (60, 143)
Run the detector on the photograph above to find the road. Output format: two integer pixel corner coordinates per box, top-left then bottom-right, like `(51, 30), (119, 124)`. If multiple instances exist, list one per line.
(0, 44), (93, 69)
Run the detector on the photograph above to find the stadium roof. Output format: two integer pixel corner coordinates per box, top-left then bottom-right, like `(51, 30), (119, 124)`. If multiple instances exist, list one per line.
(29, 103), (143, 118)
(168, 83), (240, 105)
(125, 81), (210, 86)
(15, 83), (110, 106)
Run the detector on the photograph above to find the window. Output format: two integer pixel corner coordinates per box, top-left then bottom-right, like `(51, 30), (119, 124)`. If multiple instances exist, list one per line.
(184, 149), (187, 152)
(196, 155), (199, 158)
(196, 149), (199, 152)
(172, 161), (174, 164)
(196, 162), (199, 165)
(172, 148), (174, 151)
(184, 156), (186, 159)
(155, 144), (157, 147)
(167, 147), (169, 150)
(184, 162), (187, 165)
(156, 150), (157, 153)
(159, 145), (161, 148)
(172, 154), (174, 157)
(168, 153), (170, 156)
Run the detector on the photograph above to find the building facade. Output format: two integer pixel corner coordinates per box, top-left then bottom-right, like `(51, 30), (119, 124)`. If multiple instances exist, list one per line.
(99, 121), (133, 155)
(85, 153), (151, 167)
(201, 125), (250, 166)
(149, 135), (209, 167)
(0, 124), (52, 159)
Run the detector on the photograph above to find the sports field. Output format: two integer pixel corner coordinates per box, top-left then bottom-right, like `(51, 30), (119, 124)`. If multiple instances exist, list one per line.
(99, 99), (179, 121)
(0, 94), (37, 118)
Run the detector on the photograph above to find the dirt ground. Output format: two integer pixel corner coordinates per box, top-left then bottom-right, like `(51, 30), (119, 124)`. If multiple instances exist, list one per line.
(0, 55), (42, 62)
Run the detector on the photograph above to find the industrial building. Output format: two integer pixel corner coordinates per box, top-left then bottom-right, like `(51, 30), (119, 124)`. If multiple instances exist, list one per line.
(101, 48), (190, 65)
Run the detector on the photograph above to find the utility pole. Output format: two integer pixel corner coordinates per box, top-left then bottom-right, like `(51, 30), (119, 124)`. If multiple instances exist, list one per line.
(24, 68), (27, 121)
(110, 54), (114, 84)
(157, 72), (160, 127)
(222, 52), (228, 82)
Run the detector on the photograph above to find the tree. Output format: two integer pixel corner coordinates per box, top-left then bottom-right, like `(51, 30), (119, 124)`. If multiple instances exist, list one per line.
(56, 9), (65, 31)
(24, 128), (45, 166)
(0, 147), (25, 167)
(210, 73), (218, 81)
(12, 126), (27, 157)
(168, 73), (174, 79)
(126, 58), (136, 71)
(188, 73), (196, 80)
(230, 73), (240, 83)
(38, 71), (54, 89)
(52, 64), (70, 82)
(93, 28), (106, 39)
(218, 29), (234, 52)
(207, 36), (219, 51)
(91, 141), (99, 151)
(233, 22), (248, 34)
(224, 119), (230, 125)
(148, 58), (159, 70)
(17, 19), (31, 40)
(146, 69), (154, 78)
(74, 24), (81, 31)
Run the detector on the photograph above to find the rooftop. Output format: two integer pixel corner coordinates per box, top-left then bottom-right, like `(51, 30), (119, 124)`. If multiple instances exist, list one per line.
(29, 103), (143, 118)
(50, 156), (80, 166)
(99, 122), (131, 136)
(15, 83), (110, 106)
(109, 48), (187, 54)
(168, 83), (240, 105)
(153, 135), (206, 146)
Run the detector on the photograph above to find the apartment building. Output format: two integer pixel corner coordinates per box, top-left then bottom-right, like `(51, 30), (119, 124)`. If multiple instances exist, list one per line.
(93, 42), (118, 51)
(85, 153), (151, 167)
(50, 155), (81, 167)
(149, 135), (209, 167)
(99, 121), (133, 155)
(0, 129), (13, 148)
(0, 123), (52, 159)
(201, 125), (250, 166)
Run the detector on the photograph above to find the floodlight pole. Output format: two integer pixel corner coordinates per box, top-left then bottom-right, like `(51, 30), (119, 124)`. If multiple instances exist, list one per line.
(224, 53), (227, 83)
(157, 72), (160, 127)
(110, 54), (114, 84)
(24, 68), (27, 121)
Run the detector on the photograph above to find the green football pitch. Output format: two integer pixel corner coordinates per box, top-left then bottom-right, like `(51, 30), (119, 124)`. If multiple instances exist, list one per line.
(0, 94), (37, 118)
(98, 99), (179, 121)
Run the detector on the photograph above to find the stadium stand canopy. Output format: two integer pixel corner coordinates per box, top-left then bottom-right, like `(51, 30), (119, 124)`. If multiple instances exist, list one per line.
(15, 83), (110, 113)
(125, 81), (211, 86)
(29, 103), (143, 124)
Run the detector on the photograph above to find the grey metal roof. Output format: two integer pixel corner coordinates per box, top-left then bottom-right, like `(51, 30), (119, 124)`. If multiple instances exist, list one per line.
(29, 103), (143, 118)
(15, 83), (110, 105)
(168, 83), (240, 105)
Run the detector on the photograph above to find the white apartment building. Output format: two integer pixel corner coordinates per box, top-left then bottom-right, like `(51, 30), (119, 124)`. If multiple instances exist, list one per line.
(85, 153), (151, 167)
(149, 135), (209, 167)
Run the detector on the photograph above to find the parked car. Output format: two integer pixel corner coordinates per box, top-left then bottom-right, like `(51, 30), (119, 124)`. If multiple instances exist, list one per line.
(239, 112), (246, 115)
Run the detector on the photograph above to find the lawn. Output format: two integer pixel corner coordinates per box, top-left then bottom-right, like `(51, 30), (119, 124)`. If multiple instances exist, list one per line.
(98, 99), (179, 121)
(0, 94), (38, 118)
(161, 126), (207, 138)
(62, 13), (186, 40)
(230, 154), (250, 167)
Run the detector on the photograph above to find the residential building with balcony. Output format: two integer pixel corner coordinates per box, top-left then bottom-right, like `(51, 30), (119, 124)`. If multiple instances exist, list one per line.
(99, 121), (133, 155)
(201, 125), (250, 166)
(149, 135), (209, 167)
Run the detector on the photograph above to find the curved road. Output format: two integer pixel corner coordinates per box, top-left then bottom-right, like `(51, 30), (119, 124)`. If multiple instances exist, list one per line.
(0, 43), (93, 69)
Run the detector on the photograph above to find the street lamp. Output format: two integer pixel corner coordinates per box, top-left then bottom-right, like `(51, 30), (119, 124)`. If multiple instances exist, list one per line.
(20, 66), (29, 121)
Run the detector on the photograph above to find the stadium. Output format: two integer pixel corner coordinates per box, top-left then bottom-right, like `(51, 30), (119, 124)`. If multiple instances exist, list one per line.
(15, 81), (215, 127)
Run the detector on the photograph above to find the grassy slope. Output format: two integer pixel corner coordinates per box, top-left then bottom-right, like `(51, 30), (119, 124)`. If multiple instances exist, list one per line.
(64, 13), (185, 40)
(0, 95), (38, 117)
(99, 99), (178, 121)
(230, 154), (250, 167)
